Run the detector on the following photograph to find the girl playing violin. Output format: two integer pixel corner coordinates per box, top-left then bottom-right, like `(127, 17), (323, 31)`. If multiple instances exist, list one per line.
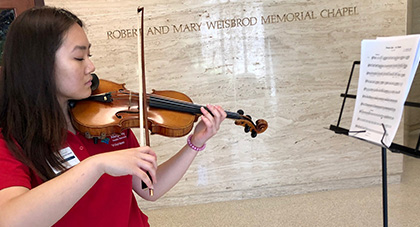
(0, 6), (226, 226)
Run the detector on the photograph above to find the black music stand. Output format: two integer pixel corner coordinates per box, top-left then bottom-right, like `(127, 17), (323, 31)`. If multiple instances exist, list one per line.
(329, 61), (420, 227)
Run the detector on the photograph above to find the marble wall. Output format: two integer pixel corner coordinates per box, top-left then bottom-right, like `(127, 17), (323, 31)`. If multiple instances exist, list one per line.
(406, 0), (420, 148)
(45, 0), (408, 210)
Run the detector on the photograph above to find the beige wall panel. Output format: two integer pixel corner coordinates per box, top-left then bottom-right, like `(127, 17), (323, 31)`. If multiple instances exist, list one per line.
(45, 0), (407, 209)
(406, 0), (420, 148)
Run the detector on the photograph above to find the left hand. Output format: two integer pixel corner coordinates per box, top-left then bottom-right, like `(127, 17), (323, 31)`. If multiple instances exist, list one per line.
(190, 104), (227, 147)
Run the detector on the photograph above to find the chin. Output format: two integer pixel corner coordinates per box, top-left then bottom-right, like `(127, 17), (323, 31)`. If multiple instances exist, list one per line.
(75, 89), (92, 100)
(82, 90), (92, 99)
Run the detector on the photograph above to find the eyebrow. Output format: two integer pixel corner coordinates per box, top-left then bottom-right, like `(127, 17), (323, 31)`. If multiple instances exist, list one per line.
(72, 44), (92, 52)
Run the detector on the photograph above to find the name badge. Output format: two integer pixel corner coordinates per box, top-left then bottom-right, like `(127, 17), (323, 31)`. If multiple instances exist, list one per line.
(50, 147), (81, 174)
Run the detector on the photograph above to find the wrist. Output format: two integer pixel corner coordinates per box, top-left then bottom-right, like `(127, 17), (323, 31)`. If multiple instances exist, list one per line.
(84, 155), (105, 177)
(187, 135), (206, 152)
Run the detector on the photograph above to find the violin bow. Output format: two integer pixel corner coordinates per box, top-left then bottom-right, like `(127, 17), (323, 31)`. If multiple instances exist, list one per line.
(137, 6), (153, 196)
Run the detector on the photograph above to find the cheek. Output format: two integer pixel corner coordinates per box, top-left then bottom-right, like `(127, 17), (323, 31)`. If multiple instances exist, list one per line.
(56, 79), (74, 98)
(54, 55), (91, 100)
(56, 80), (91, 100)
(55, 71), (90, 100)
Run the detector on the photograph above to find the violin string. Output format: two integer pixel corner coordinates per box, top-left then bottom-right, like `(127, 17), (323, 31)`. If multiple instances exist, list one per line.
(150, 95), (242, 120)
(150, 95), (202, 114)
(116, 91), (202, 113)
(150, 94), (202, 111)
(112, 91), (242, 119)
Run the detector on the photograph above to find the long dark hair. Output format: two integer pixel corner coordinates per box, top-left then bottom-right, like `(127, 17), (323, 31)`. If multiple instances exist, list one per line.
(0, 7), (83, 180)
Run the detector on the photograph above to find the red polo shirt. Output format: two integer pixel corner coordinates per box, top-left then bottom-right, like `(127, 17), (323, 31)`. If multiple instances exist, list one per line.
(0, 130), (149, 226)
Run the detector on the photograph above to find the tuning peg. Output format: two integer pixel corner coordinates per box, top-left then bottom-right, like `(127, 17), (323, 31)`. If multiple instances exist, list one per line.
(244, 125), (250, 133)
(237, 109), (244, 115)
(251, 130), (257, 138)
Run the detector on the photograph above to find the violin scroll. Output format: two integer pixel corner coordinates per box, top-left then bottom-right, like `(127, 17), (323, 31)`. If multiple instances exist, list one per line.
(232, 109), (268, 138)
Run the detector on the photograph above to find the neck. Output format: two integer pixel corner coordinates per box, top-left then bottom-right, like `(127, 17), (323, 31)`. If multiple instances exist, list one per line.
(60, 100), (76, 134)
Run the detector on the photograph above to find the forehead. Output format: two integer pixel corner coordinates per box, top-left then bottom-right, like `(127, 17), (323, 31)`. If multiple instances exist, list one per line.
(60, 23), (90, 51)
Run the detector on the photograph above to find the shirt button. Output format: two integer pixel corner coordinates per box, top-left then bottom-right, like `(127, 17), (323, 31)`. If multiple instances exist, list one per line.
(79, 146), (84, 150)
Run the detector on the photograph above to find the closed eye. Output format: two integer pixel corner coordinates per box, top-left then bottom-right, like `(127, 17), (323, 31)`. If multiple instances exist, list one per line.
(74, 55), (92, 61)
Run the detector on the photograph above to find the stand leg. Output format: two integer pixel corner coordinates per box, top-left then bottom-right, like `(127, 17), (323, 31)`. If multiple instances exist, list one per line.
(382, 147), (388, 227)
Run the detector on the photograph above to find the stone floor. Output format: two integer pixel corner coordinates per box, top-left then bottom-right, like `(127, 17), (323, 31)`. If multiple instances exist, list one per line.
(144, 154), (420, 227)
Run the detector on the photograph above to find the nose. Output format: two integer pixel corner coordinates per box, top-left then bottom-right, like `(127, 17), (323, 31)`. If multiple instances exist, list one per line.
(85, 58), (96, 75)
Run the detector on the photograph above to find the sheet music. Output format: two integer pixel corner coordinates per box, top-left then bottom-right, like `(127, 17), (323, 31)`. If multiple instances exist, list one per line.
(349, 35), (420, 147)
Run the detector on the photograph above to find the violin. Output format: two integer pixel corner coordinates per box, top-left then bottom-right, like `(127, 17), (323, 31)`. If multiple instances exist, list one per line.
(69, 74), (268, 141)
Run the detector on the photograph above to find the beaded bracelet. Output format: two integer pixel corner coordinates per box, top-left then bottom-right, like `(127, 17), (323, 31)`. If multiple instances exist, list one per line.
(187, 135), (206, 152)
